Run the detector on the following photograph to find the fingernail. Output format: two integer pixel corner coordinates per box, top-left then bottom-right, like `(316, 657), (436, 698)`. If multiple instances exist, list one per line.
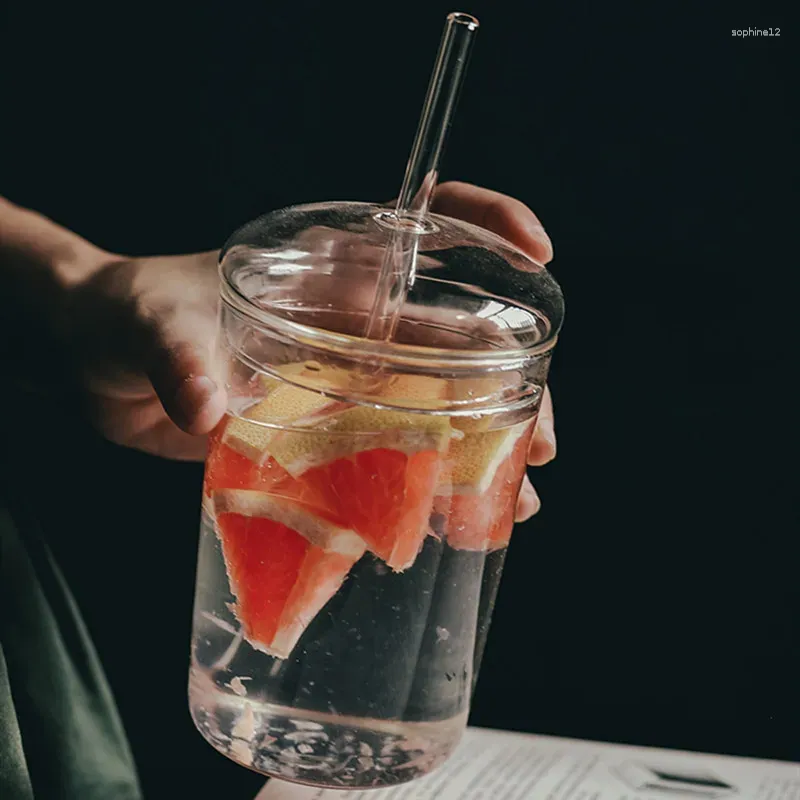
(525, 221), (554, 263)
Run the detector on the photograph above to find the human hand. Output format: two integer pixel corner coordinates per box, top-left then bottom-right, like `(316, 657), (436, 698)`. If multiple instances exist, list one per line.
(64, 250), (228, 460)
(63, 182), (557, 515)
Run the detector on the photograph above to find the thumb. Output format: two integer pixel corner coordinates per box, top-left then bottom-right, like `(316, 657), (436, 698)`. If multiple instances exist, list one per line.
(145, 309), (228, 435)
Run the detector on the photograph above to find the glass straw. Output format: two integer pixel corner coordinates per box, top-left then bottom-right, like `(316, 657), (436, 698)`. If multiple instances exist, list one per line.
(365, 12), (479, 341)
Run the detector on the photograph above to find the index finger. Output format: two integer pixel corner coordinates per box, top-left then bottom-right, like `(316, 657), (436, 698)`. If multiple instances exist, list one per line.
(431, 181), (554, 264)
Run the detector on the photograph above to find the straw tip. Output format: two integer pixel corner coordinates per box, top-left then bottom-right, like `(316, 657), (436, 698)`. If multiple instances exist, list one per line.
(448, 12), (480, 30)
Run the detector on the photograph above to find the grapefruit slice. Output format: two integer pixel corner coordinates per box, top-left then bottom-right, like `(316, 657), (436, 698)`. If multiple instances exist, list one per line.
(208, 424), (439, 570)
(223, 380), (344, 463)
(204, 419), (292, 497)
(265, 407), (451, 572)
(442, 425), (522, 495)
(438, 421), (532, 552)
(213, 490), (366, 658)
(258, 361), (355, 397)
(299, 447), (443, 572)
(266, 405), (451, 476)
(209, 374), (454, 572)
(378, 374), (450, 410)
(214, 490), (365, 557)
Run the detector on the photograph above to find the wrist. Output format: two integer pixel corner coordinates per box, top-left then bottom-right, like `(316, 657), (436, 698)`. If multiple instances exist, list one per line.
(0, 198), (117, 292)
(0, 198), (122, 391)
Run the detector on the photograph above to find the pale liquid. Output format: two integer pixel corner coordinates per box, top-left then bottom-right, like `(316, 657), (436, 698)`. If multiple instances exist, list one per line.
(189, 503), (507, 788)
(188, 363), (525, 789)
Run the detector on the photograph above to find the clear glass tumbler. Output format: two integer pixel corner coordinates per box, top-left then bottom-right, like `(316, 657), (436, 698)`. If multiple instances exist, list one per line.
(188, 201), (564, 789)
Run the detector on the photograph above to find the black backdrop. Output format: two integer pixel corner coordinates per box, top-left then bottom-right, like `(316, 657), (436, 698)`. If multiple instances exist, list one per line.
(1, 1), (795, 797)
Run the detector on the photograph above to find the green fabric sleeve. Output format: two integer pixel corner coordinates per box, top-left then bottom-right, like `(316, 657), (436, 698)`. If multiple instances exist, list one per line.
(0, 502), (143, 800)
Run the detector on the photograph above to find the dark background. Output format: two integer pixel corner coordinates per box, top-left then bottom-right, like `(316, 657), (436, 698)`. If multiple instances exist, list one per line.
(1, 0), (795, 797)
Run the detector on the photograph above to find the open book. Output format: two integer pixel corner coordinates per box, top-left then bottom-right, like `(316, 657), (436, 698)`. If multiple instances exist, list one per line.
(256, 726), (799, 799)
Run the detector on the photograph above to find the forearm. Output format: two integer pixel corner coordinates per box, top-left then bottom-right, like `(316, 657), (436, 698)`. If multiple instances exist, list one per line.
(0, 195), (112, 296)
(0, 197), (113, 387)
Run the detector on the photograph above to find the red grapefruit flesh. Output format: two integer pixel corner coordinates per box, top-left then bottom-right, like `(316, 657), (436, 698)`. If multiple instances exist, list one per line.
(440, 424), (532, 552)
(213, 491), (365, 658)
(204, 420), (292, 497)
(207, 397), (451, 572)
(299, 448), (442, 572)
(215, 512), (309, 653)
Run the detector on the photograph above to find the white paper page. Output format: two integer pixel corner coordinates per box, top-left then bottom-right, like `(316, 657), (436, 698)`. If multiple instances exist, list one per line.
(255, 726), (799, 800)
